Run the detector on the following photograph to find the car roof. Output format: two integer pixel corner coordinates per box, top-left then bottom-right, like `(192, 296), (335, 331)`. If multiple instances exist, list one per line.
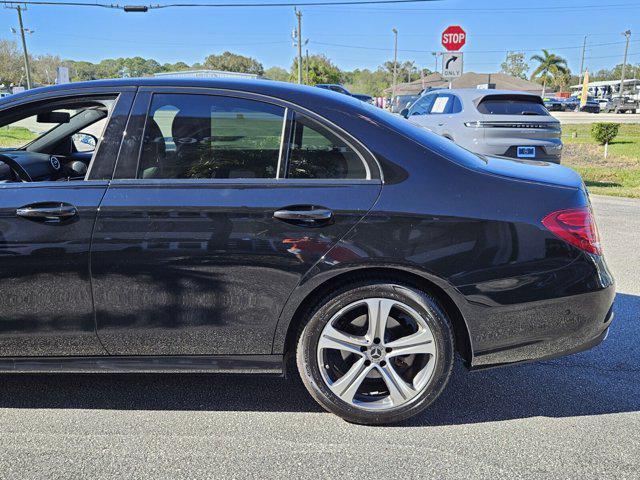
(421, 88), (541, 102)
(0, 77), (365, 111)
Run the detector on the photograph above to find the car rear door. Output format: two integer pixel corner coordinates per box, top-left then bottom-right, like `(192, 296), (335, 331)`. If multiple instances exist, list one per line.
(0, 88), (134, 357)
(423, 93), (461, 137)
(91, 88), (381, 356)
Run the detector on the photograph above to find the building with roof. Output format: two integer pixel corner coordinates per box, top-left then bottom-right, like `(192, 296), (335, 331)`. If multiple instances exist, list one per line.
(153, 69), (260, 80)
(569, 78), (639, 99)
(386, 72), (543, 96)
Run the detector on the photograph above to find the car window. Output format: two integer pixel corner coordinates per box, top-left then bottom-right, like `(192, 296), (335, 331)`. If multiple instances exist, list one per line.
(477, 96), (548, 115)
(0, 96), (116, 183)
(287, 113), (368, 180)
(409, 94), (436, 115)
(451, 95), (463, 113)
(0, 109), (80, 149)
(430, 95), (452, 114)
(138, 93), (285, 180)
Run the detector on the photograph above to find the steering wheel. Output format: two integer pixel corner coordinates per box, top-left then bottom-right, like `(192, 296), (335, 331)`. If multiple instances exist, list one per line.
(0, 154), (33, 182)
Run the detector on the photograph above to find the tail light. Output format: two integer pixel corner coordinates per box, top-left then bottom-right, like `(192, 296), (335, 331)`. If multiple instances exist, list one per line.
(542, 207), (601, 255)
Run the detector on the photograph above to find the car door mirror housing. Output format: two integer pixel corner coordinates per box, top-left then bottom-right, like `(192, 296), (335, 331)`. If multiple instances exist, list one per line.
(72, 133), (98, 153)
(400, 108), (409, 118)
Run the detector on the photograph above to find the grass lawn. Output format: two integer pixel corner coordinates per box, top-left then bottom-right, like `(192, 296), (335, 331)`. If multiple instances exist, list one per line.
(0, 126), (37, 148)
(562, 123), (640, 198)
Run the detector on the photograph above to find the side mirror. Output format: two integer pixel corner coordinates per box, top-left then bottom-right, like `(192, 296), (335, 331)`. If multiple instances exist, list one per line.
(72, 132), (97, 153)
(37, 111), (71, 124)
(400, 108), (409, 118)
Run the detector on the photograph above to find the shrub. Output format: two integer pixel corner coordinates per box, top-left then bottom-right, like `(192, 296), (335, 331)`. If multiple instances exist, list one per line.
(591, 123), (620, 145)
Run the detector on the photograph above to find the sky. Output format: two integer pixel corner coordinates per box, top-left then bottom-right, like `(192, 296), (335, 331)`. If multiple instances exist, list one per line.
(0, 0), (639, 76)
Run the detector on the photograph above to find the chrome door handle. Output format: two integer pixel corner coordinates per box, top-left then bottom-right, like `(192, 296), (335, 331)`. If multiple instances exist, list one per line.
(273, 208), (333, 223)
(16, 203), (78, 222)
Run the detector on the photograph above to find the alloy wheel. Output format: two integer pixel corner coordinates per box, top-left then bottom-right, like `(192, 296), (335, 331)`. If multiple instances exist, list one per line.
(316, 298), (437, 411)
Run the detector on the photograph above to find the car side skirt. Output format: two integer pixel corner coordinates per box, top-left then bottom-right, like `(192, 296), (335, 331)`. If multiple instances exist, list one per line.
(0, 355), (283, 374)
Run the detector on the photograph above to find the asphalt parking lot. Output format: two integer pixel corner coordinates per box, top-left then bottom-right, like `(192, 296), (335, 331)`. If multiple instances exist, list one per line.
(0, 194), (638, 480)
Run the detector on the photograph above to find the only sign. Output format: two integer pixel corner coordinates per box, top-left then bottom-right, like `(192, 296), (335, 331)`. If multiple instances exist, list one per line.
(442, 26), (466, 51)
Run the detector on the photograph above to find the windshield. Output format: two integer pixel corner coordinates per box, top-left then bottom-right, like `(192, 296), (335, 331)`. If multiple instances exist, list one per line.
(477, 98), (549, 116)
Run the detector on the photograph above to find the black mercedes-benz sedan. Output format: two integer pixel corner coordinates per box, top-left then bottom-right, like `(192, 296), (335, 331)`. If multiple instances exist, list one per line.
(0, 79), (614, 424)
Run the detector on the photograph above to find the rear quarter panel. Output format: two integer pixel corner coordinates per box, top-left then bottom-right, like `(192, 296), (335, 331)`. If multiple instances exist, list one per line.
(272, 108), (612, 365)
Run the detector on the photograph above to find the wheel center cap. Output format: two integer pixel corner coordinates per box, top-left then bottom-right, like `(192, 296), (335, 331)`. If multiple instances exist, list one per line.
(369, 346), (384, 362)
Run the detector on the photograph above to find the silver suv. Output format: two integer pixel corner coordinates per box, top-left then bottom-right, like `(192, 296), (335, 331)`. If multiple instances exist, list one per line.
(402, 89), (562, 163)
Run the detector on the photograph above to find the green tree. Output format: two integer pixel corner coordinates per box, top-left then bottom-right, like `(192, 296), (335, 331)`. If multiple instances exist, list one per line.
(591, 123), (619, 145)
(204, 51), (264, 75)
(264, 66), (289, 82)
(31, 54), (64, 85)
(290, 54), (341, 85)
(63, 60), (99, 81)
(530, 49), (569, 97)
(0, 39), (23, 86)
(162, 61), (190, 72)
(500, 52), (529, 79)
(344, 68), (391, 96)
(552, 70), (571, 93)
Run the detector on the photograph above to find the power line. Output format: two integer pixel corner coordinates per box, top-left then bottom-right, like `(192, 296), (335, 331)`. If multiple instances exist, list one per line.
(309, 1), (640, 11)
(0, 0), (444, 9)
(312, 39), (640, 55)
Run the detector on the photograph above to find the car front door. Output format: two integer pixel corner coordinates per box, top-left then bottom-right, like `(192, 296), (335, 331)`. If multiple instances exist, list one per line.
(0, 88), (134, 357)
(91, 88), (381, 356)
(407, 93), (437, 131)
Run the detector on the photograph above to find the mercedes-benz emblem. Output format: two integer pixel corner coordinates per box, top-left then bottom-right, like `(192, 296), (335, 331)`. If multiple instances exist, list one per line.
(50, 156), (61, 170)
(370, 346), (383, 360)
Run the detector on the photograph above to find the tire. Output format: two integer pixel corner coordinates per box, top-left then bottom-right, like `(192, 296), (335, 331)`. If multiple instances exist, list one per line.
(296, 281), (455, 425)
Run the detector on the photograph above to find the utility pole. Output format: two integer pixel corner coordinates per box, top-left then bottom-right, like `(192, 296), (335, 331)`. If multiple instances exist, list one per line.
(578, 35), (587, 86)
(619, 30), (631, 96)
(295, 8), (303, 85)
(432, 52), (441, 73)
(391, 28), (398, 99)
(8, 4), (33, 89)
(305, 48), (310, 84)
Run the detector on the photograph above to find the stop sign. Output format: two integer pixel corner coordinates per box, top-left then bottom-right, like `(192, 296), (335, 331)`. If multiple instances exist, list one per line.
(442, 26), (466, 51)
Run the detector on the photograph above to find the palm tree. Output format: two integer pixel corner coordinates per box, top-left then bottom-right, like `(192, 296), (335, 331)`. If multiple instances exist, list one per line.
(530, 49), (569, 97)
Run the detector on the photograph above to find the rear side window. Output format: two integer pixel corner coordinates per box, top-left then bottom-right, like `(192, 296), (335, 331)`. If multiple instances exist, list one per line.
(476, 96), (548, 115)
(287, 114), (367, 179)
(138, 93), (285, 179)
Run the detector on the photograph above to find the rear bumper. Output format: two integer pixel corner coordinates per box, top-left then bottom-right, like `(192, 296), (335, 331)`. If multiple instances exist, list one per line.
(468, 286), (615, 369)
(462, 255), (615, 369)
(471, 141), (562, 163)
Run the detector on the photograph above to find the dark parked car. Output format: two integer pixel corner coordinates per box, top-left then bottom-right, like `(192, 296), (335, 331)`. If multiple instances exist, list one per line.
(315, 83), (352, 95)
(0, 79), (614, 425)
(564, 96), (600, 113)
(391, 94), (419, 113)
(603, 96), (638, 114)
(316, 84), (373, 104)
(543, 97), (564, 111)
(351, 93), (374, 104)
